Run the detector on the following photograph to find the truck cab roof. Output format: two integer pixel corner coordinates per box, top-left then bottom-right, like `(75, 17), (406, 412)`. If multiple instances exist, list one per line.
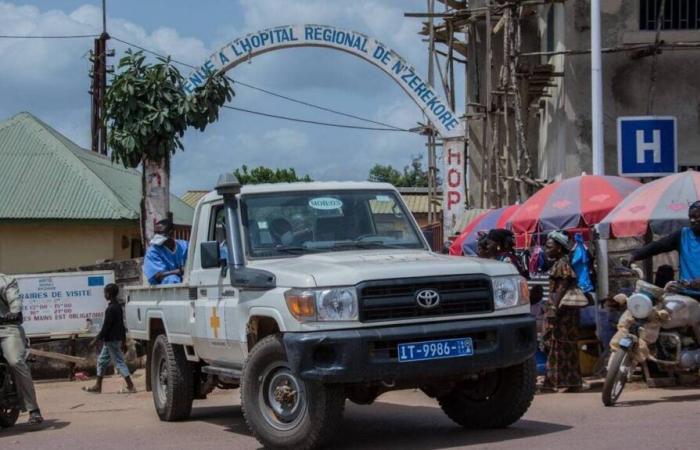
(197, 181), (397, 204)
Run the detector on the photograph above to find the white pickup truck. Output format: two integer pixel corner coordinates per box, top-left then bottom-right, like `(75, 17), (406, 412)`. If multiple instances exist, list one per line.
(126, 175), (536, 450)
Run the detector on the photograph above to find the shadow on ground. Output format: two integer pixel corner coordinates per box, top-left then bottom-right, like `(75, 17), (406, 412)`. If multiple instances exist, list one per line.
(0, 419), (71, 438)
(617, 391), (700, 407)
(191, 400), (571, 450)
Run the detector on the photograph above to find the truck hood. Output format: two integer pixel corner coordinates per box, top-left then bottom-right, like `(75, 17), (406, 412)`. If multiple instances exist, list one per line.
(247, 250), (518, 287)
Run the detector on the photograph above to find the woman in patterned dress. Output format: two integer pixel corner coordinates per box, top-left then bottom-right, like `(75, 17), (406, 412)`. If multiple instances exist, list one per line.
(541, 230), (583, 392)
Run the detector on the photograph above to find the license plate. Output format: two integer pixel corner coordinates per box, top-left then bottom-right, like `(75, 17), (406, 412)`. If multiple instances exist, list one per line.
(398, 337), (474, 362)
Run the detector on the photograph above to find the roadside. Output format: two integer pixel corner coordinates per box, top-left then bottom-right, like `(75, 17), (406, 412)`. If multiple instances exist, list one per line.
(3, 370), (700, 449)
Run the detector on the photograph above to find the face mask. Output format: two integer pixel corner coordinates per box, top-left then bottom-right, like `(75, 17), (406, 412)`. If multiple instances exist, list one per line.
(150, 234), (168, 246)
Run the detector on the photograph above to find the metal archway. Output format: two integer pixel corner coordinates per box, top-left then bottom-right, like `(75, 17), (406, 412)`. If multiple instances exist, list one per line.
(185, 24), (467, 234)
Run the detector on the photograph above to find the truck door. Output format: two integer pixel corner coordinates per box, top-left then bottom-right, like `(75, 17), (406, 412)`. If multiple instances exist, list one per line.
(189, 204), (244, 366)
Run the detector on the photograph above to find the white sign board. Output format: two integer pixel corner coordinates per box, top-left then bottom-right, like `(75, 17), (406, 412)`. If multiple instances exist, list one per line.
(443, 139), (466, 235)
(184, 24), (463, 138)
(15, 271), (114, 338)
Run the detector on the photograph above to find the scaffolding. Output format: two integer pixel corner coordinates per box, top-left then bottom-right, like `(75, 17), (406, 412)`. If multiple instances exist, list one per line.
(407, 0), (561, 212)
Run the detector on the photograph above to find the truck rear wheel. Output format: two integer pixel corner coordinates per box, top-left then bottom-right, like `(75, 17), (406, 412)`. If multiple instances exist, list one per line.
(438, 357), (535, 429)
(241, 335), (345, 450)
(151, 334), (193, 421)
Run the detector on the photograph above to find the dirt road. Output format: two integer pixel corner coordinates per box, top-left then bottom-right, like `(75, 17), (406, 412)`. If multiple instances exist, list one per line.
(2, 371), (700, 449)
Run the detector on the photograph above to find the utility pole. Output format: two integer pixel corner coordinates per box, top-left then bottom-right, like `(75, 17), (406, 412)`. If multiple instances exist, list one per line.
(591, 0), (604, 176)
(89, 0), (113, 155)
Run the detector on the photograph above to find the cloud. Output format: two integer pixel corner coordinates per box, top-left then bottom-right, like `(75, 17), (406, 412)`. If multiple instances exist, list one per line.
(1, 0), (444, 198)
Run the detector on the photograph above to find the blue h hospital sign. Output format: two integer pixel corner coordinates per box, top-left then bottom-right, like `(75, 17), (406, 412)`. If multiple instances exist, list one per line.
(617, 116), (677, 177)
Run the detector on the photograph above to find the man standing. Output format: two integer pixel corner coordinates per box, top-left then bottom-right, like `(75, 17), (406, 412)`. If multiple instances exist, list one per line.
(83, 283), (136, 394)
(631, 201), (700, 286)
(0, 274), (43, 424)
(143, 218), (189, 285)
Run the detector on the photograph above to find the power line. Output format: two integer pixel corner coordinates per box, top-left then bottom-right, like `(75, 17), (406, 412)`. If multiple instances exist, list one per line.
(110, 35), (411, 132)
(0, 34), (100, 39)
(221, 105), (413, 132)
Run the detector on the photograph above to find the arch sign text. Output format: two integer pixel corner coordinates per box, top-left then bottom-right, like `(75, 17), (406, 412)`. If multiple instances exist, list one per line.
(186, 24), (467, 234)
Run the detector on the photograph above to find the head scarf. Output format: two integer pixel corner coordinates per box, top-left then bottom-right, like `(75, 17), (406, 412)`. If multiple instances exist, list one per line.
(547, 230), (571, 252)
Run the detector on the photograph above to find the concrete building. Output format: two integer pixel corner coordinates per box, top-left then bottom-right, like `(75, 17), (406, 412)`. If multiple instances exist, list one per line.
(461, 1), (700, 207)
(0, 112), (193, 274)
(538, 0), (700, 179)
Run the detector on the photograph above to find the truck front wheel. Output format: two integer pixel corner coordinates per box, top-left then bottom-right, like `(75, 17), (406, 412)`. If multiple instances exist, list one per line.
(438, 357), (535, 429)
(241, 335), (345, 450)
(151, 334), (194, 421)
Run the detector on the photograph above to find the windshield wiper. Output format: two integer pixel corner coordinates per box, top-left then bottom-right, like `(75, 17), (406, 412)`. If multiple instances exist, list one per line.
(272, 245), (312, 254)
(327, 240), (405, 251)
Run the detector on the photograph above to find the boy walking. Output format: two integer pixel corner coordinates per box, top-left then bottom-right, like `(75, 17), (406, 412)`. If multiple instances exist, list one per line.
(84, 283), (136, 394)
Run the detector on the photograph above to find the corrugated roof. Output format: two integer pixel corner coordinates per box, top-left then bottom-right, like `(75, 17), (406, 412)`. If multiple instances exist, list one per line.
(0, 112), (193, 225)
(181, 190), (209, 208)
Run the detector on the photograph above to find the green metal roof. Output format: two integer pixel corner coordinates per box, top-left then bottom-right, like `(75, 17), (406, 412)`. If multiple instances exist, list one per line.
(0, 112), (193, 225)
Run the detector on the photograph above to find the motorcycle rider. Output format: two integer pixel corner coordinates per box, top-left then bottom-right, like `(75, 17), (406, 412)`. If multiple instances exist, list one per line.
(631, 200), (700, 289)
(0, 274), (43, 425)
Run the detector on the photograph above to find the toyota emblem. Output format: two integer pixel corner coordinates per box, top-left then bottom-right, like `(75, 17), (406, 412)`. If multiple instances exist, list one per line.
(415, 289), (440, 309)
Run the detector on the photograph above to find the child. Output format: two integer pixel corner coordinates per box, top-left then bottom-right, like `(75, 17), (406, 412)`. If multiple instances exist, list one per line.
(83, 283), (136, 394)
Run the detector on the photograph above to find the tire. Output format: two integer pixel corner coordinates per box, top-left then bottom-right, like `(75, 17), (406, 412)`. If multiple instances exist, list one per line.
(438, 357), (536, 429)
(241, 335), (345, 450)
(0, 407), (19, 428)
(602, 349), (631, 407)
(150, 334), (194, 421)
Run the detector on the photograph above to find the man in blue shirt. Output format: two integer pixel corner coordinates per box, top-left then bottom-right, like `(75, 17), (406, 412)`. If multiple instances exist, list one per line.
(143, 218), (189, 285)
(631, 201), (700, 288)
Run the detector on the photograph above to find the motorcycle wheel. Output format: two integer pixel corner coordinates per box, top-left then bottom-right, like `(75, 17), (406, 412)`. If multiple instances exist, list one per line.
(602, 349), (632, 407)
(0, 406), (20, 428)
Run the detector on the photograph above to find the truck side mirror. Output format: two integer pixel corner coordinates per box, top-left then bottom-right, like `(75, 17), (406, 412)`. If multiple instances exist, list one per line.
(200, 241), (221, 269)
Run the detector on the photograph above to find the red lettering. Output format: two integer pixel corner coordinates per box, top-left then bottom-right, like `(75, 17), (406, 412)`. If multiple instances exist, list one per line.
(447, 168), (461, 188)
(447, 148), (462, 165)
(447, 191), (461, 210)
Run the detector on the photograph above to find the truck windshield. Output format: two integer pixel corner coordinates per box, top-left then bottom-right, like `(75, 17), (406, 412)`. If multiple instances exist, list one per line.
(240, 190), (425, 258)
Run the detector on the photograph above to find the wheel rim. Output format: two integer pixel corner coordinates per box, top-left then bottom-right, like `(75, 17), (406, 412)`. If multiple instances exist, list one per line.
(258, 361), (308, 431)
(156, 355), (169, 406)
(611, 354), (630, 403)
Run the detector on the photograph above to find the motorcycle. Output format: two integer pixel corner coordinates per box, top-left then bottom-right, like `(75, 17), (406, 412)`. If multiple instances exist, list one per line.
(0, 316), (21, 429)
(602, 279), (700, 406)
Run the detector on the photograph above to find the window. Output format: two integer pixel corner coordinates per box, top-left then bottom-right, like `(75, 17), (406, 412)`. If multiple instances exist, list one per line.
(640, 0), (700, 30)
(240, 190), (425, 258)
(546, 5), (556, 53)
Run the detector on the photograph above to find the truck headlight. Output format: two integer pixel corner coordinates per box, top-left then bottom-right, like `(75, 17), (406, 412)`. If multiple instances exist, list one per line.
(316, 288), (358, 321)
(284, 287), (358, 321)
(492, 276), (529, 310)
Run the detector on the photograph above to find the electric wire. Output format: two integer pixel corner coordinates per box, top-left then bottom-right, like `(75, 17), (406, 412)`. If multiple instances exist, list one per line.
(110, 36), (414, 132)
(221, 105), (413, 131)
(0, 34), (100, 39)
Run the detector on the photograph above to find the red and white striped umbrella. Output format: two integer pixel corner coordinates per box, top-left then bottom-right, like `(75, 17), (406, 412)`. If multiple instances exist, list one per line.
(599, 170), (700, 238)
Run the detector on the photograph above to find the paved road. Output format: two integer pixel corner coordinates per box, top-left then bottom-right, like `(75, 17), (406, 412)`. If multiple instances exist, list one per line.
(2, 371), (700, 449)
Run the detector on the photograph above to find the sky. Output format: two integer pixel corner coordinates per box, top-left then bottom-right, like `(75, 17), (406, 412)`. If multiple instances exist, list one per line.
(0, 0), (464, 196)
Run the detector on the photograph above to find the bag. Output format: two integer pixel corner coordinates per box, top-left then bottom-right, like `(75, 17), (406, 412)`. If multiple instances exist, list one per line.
(571, 234), (594, 293)
(560, 287), (588, 308)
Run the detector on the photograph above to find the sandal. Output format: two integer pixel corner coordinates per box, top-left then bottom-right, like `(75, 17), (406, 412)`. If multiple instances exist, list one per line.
(82, 385), (101, 393)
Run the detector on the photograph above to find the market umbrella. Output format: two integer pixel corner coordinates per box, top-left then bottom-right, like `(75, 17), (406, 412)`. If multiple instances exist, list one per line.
(598, 170), (700, 238)
(510, 174), (641, 234)
(449, 205), (520, 255)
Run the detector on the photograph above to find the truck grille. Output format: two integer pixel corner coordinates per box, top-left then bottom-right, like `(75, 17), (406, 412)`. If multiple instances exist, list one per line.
(357, 275), (493, 322)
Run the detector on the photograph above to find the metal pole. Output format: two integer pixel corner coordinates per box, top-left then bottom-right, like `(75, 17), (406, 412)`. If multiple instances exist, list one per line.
(102, 0), (107, 34)
(591, 0), (604, 176)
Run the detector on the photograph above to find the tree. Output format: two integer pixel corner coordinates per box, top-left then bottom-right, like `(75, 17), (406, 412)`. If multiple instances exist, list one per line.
(104, 49), (234, 243)
(233, 165), (312, 184)
(368, 154), (432, 187)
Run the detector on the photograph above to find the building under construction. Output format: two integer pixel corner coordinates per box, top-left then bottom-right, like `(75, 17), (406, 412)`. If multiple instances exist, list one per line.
(411, 0), (700, 212)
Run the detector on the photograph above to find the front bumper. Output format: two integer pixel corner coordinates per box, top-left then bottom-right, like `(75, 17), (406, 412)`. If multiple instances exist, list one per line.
(283, 315), (536, 383)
